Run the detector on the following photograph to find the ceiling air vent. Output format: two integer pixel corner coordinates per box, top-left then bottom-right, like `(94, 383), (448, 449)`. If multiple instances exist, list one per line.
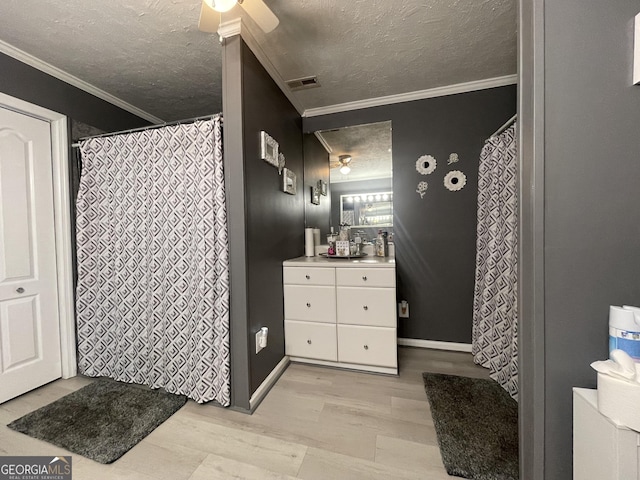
(285, 76), (320, 91)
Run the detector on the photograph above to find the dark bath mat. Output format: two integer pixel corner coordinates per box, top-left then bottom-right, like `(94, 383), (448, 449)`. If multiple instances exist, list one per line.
(7, 378), (187, 464)
(422, 372), (519, 480)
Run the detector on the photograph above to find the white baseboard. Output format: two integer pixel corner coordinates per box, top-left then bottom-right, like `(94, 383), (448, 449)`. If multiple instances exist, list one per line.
(397, 338), (472, 353)
(249, 355), (290, 411)
(288, 357), (397, 376)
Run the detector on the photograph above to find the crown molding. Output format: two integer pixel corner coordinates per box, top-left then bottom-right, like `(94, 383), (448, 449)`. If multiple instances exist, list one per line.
(303, 74), (518, 118)
(217, 18), (242, 40)
(313, 131), (332, 154)
(218, 18), (305, 116)
(0, 39), (164, 124)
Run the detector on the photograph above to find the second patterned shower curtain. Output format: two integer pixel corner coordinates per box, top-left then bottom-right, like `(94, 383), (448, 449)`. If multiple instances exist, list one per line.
(472, 123), (519, 400)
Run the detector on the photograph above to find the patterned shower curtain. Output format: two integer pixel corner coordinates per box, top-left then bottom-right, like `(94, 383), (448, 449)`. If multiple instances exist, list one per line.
(75, 116), (230, 405)
(472, 123), (518, 400)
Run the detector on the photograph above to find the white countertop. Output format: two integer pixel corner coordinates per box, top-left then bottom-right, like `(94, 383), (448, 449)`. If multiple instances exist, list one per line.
(283, 255), (395, 268)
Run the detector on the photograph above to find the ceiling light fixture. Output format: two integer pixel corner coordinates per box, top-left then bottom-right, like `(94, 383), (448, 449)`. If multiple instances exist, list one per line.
(204, 0), (237, 12)
(338, 154), (352, 175)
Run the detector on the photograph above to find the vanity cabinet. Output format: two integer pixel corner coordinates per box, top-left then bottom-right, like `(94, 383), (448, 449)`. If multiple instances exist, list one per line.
(283, 256), (397, 374)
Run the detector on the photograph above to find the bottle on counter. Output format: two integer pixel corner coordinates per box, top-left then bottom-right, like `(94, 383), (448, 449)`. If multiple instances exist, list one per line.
(375, 230), (389, 257)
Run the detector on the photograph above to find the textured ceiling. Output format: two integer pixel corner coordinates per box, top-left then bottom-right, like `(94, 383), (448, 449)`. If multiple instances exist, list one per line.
(0, 0), (223, 121)
(241, 0), (517, 109)
(0, 0), (516, 122)
(318, 121), (392, 184)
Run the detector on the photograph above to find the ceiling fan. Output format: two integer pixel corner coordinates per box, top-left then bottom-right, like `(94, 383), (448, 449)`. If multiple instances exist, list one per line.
(198, 0), (279, 34)
(331, 154), (352, 175)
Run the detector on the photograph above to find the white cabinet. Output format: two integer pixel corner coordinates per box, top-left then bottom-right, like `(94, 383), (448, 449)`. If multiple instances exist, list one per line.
(283, 285), (336, 323)
(285, 320), (337, 361)
(337, 325), (397, 368)
(283, 257), (397, 375)
(573, 388), (640, 480)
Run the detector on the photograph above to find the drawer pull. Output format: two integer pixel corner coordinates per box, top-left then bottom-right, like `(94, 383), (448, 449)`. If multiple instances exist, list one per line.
(305, 274), (311, 280)
(307, 339), (312, 344)
(364, 345), (369, 350)
(363, 305), (368, 311)
(362, 276), (368, 281)
(306, 302), (311, 308)
(16, 287), (25, 294)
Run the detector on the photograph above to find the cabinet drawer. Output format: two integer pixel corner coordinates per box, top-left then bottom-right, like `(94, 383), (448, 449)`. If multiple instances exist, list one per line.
(336, 268), (395, 288)
(337, 287), (396, 327)
(283, 267), (335, 286)
(285, 320), (337, 361)
(337, 325), (397, 368)
(284, 285), (336, 323)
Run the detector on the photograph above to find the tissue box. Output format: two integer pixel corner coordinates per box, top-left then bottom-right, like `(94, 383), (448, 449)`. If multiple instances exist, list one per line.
(597, 372), (640, 431)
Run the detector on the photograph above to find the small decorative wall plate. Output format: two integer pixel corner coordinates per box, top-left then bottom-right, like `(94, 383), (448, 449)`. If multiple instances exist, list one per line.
(260, 131), (279, 167)
(444, 170), (467, 191)
(448, 153), (459, 165)
(281, 168), (296, 195)
(278, 152), (286, 174)
(416, 181), (428, 198)
(416, 155), (437, 175)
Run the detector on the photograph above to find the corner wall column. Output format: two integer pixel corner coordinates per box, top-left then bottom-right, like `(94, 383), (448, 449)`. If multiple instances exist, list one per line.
(221, 34), (251, 410)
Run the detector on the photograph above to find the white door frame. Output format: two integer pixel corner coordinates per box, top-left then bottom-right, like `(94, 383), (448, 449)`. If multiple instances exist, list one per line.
(0, 92), (76, 379)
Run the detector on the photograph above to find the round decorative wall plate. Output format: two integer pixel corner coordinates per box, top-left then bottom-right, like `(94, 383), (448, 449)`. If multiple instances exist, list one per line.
(444, 170), (467, 191)
(416, 155), (437, 175)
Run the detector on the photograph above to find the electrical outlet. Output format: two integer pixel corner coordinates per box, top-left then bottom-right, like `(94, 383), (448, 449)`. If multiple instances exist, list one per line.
(255, 327), (268, 354)
(398, 300), (409, 318)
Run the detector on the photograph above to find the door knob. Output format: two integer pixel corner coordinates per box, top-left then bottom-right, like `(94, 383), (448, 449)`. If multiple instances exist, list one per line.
(306, 302), (311, 308)
(307, 339), (312, 344)
(363, 305), (368, 311)
(364, 345), (369, 350)
(16, 287), (25, 294)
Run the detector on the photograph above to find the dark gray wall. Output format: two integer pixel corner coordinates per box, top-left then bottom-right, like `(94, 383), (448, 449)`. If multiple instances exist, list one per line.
(538, 2), (640, 478)
(241, 42), (304, 396)
(303, 133), (331, 236)
(0, 52), (149, 132)
(329, 178), (393, 236)
(305, 85), (516, 343)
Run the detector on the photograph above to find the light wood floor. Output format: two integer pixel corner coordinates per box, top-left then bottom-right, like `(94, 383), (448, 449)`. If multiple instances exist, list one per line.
(0, 347), (490, 479)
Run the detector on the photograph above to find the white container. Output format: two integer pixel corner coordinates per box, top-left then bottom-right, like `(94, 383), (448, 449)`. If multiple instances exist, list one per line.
(609, 306), (640, 361)
(305, 228), (315, 257)
(597, 372), (640, 432)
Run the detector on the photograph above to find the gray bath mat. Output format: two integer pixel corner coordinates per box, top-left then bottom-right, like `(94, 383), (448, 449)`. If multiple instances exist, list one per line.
(7, 378), (187, 464)
(422, 373), (519, 480)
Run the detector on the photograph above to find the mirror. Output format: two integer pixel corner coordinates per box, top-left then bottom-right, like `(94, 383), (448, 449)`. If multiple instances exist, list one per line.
(313, 121), (393, 239)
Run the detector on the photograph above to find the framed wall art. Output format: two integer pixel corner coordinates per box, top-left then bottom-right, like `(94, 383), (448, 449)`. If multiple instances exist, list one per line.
(311, 185), (321, 205)
(318, 179), (328, 196)
(281, 168), (296, 195)
(260, 131), (279, 167)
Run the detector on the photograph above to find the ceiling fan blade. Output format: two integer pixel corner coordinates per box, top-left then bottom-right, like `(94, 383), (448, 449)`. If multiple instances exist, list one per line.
(198, 1), (219, 33)
(239, 0), (279, 33)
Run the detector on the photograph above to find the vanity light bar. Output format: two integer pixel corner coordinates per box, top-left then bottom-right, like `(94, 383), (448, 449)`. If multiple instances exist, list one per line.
(343, 192), (392, 203)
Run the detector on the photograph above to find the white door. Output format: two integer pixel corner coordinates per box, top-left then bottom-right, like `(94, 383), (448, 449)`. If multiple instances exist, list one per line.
(0, 106), (62, 403)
